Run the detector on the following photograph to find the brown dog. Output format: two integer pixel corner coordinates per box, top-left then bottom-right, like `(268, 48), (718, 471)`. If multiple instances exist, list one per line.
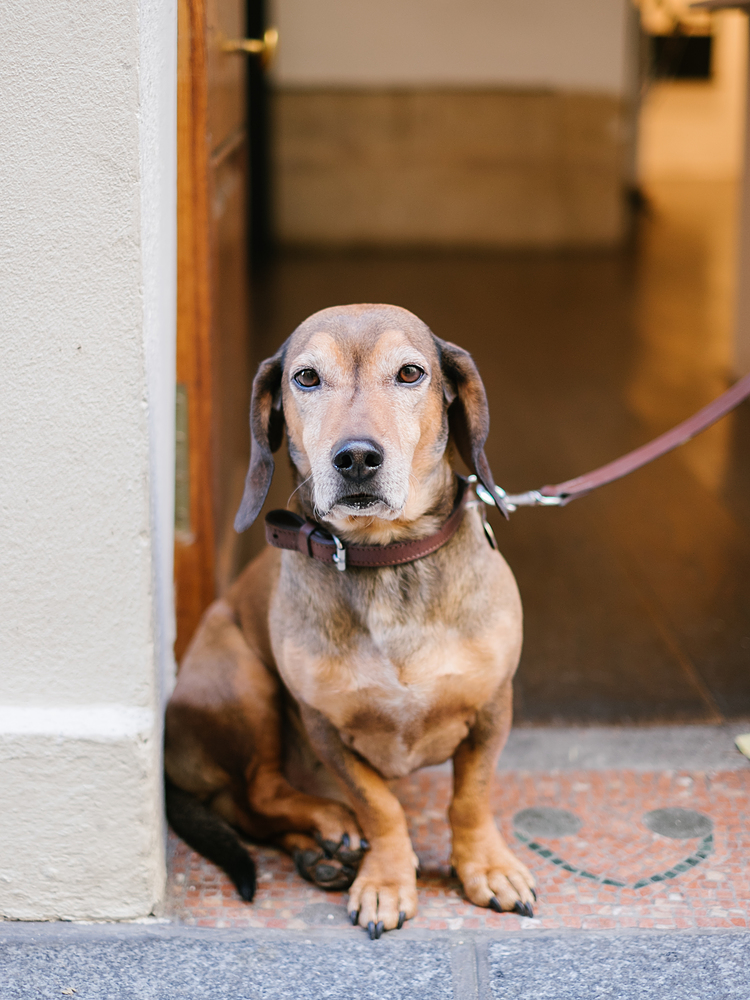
(165, 304), (535, 937)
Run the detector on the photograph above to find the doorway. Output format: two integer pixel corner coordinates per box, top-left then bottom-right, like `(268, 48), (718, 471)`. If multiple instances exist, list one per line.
(175, 0), (750, 721)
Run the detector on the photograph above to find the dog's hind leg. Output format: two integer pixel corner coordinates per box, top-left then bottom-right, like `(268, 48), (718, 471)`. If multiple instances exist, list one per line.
(166, 596), (366, 897)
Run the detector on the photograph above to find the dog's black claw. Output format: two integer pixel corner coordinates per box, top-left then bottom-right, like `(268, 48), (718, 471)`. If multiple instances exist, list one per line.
(531, 888), (537, 901)
(360, 838), (370, 851)
(397, 911), (406, 929)
(367, 921), (377, 940)
(489, 896), (503, 913)
(331, 832), (363, 871)
(513, 901), (533, 918)
(375, 921), (384, 939)
(349, 910), (359, 925)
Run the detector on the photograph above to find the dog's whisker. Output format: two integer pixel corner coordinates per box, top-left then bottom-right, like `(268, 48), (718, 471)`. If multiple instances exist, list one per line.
(287, 473), (313, 508)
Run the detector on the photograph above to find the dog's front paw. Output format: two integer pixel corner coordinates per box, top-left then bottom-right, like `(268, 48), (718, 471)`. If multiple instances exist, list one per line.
(452, 822), (536, 916)
(347, 845), (418, 938)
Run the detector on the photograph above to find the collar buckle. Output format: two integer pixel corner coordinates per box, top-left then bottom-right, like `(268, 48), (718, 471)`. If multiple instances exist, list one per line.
(331, 533), (347, 572)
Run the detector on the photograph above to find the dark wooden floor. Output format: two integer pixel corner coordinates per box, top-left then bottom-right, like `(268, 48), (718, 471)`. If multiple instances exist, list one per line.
(250, 181), (750, 726)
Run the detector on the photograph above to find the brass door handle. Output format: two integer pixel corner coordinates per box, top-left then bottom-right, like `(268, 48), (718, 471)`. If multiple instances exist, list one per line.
(222, 27), (278, 68)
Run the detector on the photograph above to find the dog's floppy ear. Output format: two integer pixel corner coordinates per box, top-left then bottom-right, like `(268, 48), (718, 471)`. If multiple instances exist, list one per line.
(435, 336), (509, 519)
(234, 343), (287, 532)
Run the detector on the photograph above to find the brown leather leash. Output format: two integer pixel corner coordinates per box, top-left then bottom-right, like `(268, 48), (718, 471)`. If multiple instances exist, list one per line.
(494, 371), (750, 511)
(265, 372), (750, 570)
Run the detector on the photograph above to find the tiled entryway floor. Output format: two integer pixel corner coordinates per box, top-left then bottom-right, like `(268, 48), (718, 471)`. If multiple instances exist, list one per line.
(166, 752), (750, 933)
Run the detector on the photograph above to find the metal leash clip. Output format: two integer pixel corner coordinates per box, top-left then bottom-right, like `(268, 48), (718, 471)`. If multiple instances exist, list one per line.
(467, 475), (501, 508)
(501, 489), (564, 512)
(331, 533), (347, 571)
(468, 475), (564, 514)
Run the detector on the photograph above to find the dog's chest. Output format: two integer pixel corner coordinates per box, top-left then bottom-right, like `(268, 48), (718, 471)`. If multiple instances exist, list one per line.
(281, 622), (501, 778)
(270, 546), (522, 778)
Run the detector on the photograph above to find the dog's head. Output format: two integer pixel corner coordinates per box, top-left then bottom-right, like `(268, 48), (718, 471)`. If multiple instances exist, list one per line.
(235, 304), (500, 535)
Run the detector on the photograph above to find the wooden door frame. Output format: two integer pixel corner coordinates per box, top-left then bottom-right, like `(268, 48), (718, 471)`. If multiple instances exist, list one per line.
(175, 0), (216, 661)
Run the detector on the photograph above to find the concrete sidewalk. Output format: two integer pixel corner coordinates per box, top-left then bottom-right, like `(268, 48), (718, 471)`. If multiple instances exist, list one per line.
(1, 922), (750, 1000)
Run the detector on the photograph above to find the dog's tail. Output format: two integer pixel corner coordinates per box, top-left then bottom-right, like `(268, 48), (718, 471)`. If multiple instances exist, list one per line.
(165, 778), (257, 902)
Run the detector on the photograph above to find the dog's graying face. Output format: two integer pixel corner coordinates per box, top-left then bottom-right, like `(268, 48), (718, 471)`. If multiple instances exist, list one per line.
(234, 304), (499, 534)
(282, 306), (447, 525)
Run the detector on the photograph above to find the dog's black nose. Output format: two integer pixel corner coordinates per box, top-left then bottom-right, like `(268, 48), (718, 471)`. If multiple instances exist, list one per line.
(332, 439), (384, 480)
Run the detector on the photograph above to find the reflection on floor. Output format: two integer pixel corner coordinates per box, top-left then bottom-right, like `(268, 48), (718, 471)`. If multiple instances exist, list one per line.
(250, 179), (750, 725)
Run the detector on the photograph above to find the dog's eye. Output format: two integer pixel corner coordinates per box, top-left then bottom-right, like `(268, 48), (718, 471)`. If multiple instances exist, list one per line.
(397, 365), (424, 384)
(293, 369), (320, 388)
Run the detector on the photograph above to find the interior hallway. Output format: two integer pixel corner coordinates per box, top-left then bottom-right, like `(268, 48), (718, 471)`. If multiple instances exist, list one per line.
(250, 179), (750, 726)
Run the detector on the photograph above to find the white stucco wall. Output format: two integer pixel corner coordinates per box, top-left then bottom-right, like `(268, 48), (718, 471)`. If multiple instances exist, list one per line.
(0, 0), (176, 919)
(270, 0), (631, 94)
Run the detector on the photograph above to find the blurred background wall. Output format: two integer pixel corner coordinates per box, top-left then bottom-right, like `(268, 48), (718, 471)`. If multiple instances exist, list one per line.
(268, 0), (637, 248)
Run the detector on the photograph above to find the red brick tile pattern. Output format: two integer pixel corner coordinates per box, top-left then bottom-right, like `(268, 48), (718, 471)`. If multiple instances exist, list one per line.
(165, 769), (750, 932)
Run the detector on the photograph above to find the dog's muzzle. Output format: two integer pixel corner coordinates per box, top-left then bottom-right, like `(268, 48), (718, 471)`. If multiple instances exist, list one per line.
(329, 438), (388, 511)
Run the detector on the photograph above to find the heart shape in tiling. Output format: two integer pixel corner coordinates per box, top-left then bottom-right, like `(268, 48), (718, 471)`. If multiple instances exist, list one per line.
(512, 806), (713, 888)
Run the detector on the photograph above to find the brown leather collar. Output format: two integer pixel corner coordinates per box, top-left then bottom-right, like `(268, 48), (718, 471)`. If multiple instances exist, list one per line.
(264, 477), (470, 570)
